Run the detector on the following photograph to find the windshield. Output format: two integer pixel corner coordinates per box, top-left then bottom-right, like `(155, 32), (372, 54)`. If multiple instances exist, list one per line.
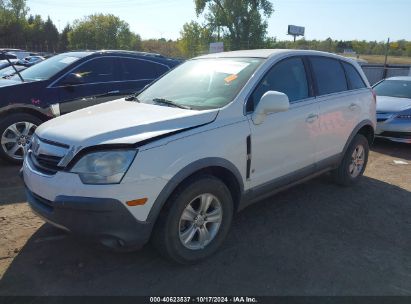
(374, 79), (411, 99)
(10, 53), (83, 81)
(0, 66), (24, 77)
(138, 57), (263, 110)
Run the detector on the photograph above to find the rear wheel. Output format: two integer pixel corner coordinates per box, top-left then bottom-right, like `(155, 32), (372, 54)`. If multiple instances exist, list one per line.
(0, 113), (42, 164)
(152, 175), (233, 264)
(333, 134), (369, 186)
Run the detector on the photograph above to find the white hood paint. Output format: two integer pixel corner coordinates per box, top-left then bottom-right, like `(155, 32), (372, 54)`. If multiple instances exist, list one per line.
(36, 99), (218, 148)
(376, 96), (411, 113)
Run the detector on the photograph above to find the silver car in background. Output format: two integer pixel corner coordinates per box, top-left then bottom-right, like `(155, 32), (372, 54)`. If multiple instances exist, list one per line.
(374, 76), (411, 143)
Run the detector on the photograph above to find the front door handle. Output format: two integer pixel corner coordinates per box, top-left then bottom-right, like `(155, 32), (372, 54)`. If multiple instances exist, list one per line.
(108, 90), (120, 94)
(81, 96), (96, 101)
(306, 114), (319, 123)
(349, 103), (359, 111)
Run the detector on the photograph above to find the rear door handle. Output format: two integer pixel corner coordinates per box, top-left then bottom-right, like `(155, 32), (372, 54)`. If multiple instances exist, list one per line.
(306, 114), (319, 123)
(108, 90), (120, 94)
(349, 103), (359, 111)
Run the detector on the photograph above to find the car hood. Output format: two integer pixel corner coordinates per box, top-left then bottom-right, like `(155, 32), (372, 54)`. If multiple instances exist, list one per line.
(376, 95), (411, 113)
(36, 99), (218, 149)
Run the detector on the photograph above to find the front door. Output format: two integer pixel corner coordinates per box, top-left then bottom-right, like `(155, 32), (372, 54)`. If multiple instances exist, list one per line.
(247, 56), (319, 188)
(52, 56), (123, 114)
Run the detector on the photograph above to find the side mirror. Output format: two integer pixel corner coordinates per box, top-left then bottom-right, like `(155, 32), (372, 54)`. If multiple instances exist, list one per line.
(61, 73), (84, 86)
(252, 91), (290, 125)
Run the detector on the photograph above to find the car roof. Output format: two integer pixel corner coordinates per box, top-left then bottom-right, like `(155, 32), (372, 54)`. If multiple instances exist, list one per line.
(61, 50), (180, 64)
(66, 50), (171, 59)
(385, 76), (411, 81)
(195, 49), (356, 61)
(58, 51), (94, 58)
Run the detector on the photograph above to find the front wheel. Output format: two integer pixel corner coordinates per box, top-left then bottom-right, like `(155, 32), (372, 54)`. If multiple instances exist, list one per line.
(152, 175), (234, 264)
(333, 134), (369, 186)
(0, 113), (42, 164)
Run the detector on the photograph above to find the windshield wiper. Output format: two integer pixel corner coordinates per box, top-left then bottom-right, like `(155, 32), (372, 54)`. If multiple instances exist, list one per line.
(1, 51), (24, 82)
(152, 98), (191, 110)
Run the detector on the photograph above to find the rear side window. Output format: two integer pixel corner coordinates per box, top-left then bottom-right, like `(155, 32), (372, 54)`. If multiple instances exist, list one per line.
(310, 57), (347, 95)
(120, 58), (166, 80)
(342, 62), (366, 90)
(250, 57), (309, 109)
(68, 57), (116, 84)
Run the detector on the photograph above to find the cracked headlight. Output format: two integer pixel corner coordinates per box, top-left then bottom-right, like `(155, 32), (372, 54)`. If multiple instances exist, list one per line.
(70, 150), (137, 184)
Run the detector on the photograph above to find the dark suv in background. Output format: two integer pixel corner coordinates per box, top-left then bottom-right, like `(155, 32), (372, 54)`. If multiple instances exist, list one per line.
(0, 50), (181, 163)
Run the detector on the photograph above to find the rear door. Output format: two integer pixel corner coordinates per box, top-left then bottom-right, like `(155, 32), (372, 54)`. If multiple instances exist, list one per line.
(247, 56), (319, 188)
(310, 56), (364, 161)
(55, 56), (123, 114)
(116, 57), (170, 95)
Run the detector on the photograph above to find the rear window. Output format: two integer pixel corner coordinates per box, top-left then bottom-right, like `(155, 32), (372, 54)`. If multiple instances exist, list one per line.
(310, 57), (348, 95)
(342, 62), (366, 90)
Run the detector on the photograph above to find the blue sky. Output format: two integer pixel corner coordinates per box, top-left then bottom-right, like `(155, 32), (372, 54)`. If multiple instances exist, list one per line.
(27, 0), (411, 42)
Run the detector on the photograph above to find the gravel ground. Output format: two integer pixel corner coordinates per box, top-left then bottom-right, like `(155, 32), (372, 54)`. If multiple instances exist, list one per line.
(0, 139), (410, 296)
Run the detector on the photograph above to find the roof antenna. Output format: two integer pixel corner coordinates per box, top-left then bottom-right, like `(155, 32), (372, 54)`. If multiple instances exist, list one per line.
(1, 51), (24, 82)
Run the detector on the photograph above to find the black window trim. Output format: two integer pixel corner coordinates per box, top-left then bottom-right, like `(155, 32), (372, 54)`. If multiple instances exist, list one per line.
(245, 55), (314, 114)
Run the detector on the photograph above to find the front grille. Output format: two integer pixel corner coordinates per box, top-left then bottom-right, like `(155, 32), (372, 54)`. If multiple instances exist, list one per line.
(380, 131), (411, 139)
(30, 152), (63, 174)
(28, 135), (68, 175)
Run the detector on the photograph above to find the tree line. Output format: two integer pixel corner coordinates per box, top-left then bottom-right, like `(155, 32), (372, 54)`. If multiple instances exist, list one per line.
(1, 0), (410, 59)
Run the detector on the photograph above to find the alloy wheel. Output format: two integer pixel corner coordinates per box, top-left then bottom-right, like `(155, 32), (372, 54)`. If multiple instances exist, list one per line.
(179, 193), (223, 250)
(349, 144), (365, 178)
(1, 121), (37, 161)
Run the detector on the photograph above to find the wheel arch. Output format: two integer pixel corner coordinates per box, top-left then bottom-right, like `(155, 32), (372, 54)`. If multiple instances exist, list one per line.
(343, 119), (375, 155)
(147, 158), (245, 224)
(0, 105), (50, 122)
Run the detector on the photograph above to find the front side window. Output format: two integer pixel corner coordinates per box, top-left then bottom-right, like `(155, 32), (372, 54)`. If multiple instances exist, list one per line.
(342, 62), (366, 90)
(138, 57), (263, 110)
(62, 57), (116, 84)
(249, 57), (309, 110)
(373, 79), (411, 99)
(311, 57), (348, 95)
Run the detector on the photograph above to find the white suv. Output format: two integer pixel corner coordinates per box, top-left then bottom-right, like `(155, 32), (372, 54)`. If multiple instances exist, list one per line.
(22, 50), (376, 263)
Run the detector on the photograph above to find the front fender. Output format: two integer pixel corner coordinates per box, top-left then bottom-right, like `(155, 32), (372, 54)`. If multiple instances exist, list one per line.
(146, 157), (244, 223)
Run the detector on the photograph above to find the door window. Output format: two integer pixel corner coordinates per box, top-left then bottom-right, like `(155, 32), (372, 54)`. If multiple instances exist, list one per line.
(342, 62), (366, 90)
(310, 57), (348, 95)
(249, 57), (309, 111)
(62, 57), (116, 84)
(119, 58), (166, 80)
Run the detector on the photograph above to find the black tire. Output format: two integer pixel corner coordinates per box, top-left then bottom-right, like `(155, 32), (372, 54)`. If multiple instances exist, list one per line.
(333, 134), (369, 186)
(151, 174), (234, 264)
(0, 113), (43, 164)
